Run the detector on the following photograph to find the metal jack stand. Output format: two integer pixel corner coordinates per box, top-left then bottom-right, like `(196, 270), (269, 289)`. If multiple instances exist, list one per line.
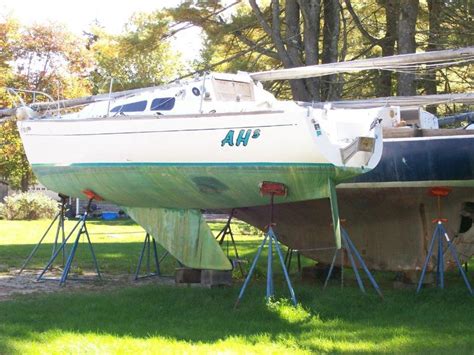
(284, 248), (301, 273)
(37, 196), (101, 286)
(235, 182), (297, 307)
(416, 187), (473, 295)
(215, 210), (245, 276)
(323, 227), (383, 298)
(134, 233), (163, 280)
(19, 194), (68, 274)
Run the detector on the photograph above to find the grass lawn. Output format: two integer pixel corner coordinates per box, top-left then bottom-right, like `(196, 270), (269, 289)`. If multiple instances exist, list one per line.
(0, 219), (473, 354)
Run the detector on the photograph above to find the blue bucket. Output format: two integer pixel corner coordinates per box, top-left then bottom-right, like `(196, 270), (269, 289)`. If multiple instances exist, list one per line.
(102, 212), (119, 220)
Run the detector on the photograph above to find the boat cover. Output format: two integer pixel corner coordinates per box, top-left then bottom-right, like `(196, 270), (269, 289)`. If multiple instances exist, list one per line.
(125, 207), (232, 270)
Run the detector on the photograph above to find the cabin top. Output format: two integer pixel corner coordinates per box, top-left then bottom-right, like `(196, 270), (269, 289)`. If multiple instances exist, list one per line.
(62, 72), (290, 120)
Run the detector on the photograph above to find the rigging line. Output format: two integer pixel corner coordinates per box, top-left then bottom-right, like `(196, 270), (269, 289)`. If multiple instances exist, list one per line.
(169, 40), (274, 83)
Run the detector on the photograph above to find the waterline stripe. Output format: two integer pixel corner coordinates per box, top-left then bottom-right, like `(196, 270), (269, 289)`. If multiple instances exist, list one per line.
(32, 162), (337, 168)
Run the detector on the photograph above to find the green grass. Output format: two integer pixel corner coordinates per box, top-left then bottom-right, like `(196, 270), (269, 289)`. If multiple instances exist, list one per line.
(0, 219), (473, 354)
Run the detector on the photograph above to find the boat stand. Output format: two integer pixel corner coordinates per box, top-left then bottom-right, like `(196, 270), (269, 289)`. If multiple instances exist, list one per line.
(18, 194), (68, 274)
(284, 248), (301, 273)
(36, 198), (101, 286)
(134, 233), (164, 280)
(235, 182), (297, 307)
(416, 187), (473, 295)
(215, 210), (245, 276)
(323, 227), (383, 298)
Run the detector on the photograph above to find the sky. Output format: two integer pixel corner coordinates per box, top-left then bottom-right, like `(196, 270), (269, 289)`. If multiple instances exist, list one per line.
(0, 0), (202, 62)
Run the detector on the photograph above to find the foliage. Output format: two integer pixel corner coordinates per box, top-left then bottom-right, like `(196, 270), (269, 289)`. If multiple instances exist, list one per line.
(0, 119), (34, 191)
(0, 192), (58, 220)
(169, 0), (473, 103)
(0, 20), (95, 190)
(0, 16), (20, 108)
(9, 22), (94, 100)
(88, 11), (183, 93)
(168, 1), (295, 99)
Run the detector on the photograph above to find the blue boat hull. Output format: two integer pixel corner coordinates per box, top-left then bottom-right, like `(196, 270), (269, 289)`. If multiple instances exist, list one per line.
(349, 135), (474, 187)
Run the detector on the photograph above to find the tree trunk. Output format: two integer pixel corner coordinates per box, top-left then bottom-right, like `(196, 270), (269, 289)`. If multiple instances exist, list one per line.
(298, 0), (322, 101)
(397, 0), (419, 96)
(285, 0), (313, 101)
(20, 174), (30, 192)
(250, 0), (313, 101)
(321, 0), (340, 101)
(377, 0), (399, 97)
(424, 0), (443, 114)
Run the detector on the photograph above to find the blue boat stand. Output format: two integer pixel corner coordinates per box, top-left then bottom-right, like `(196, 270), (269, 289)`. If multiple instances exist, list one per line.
(215, 209), (245, 276)
(235, 192), (297, 308)
(36, 198), (101, 286)
(323, 227), (384, 299)
(19, 194), (68, 274)
(134, 233), (165, 280)
(416, 221), (473, 295)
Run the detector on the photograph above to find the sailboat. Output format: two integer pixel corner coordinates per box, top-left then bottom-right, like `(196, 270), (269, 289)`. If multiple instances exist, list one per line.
(9, 47), (474, 271)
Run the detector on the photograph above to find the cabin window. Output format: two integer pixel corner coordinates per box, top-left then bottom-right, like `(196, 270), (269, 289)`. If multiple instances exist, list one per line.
(151, 97), (175, 111)
(111, 100), (147, 113)
(213, 79), (254, 101)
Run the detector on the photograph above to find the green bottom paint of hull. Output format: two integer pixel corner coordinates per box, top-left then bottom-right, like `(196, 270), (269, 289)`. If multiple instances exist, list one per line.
(32, 163), (367, 209)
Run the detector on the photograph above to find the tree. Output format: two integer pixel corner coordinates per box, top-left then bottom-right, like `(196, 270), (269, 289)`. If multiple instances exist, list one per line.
(0, 119), (34, 191)
(0, 19), (94, 190)
(397, 0), (419, 96)
(12, 22), (94, 99)
(0, 16), (20, 108)
(321, 0), (341, 100)
(170, 0), (342, 101)
(88, 11), (183, 92)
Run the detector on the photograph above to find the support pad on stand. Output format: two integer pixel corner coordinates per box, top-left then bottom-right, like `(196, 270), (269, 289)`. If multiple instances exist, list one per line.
(36, 193), (102, 286)
(416, 187), (473, 295)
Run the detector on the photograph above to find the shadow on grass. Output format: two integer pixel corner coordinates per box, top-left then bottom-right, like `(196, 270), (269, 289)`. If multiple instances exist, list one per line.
(0, 279), (473, 353)
(0, 242), (181, 275)
(0, 236), (473, 353)
(0, 239), (309, 276)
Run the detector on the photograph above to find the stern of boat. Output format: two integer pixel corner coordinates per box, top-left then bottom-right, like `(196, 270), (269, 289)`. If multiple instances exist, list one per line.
(308, 106), (399, 174)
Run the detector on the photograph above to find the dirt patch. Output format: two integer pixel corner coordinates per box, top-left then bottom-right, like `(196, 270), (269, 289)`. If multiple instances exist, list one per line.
(0, 269), (176, 301)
